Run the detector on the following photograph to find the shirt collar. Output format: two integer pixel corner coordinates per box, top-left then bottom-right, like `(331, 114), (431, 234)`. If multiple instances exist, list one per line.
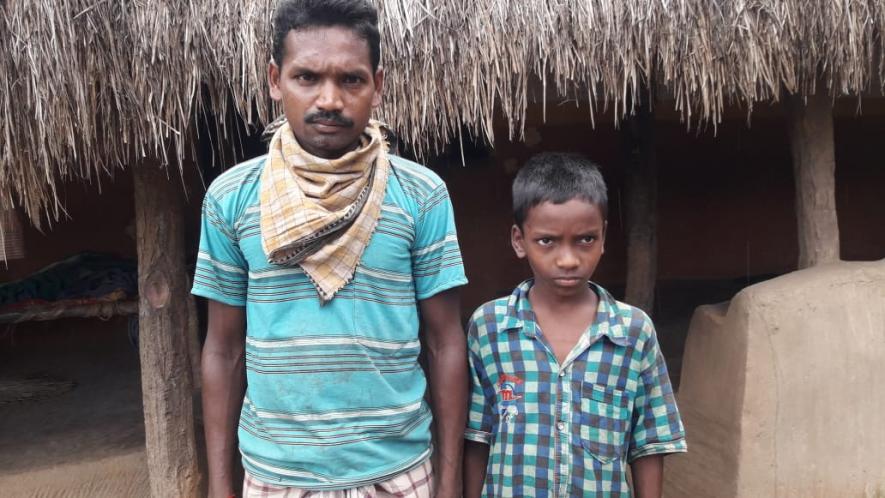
(497, 279), (630, 347)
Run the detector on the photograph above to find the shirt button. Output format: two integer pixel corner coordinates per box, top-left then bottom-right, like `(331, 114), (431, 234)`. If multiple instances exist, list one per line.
(559, 370), (566, 377)
(557, 422), (565, 431)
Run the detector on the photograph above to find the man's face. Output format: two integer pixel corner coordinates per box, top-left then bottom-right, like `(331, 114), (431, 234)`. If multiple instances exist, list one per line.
(268, 26), (383, 159)
(511, 199), (607, 300)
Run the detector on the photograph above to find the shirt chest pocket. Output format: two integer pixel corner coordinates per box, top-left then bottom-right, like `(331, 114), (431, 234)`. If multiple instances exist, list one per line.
(580, 382), (632, 463)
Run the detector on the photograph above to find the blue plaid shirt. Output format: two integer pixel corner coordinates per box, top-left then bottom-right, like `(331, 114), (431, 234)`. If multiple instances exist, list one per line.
(465, 280), (686, 497)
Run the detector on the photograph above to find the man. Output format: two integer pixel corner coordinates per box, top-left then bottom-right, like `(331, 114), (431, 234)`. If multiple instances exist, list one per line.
(192, 1), (468, 496)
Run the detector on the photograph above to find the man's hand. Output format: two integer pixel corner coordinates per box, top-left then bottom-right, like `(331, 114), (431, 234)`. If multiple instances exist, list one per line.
(463, 440), (490, 498)
(419, 289), (467, 498)
(202, 300), (247, 498)
(434, 479), (462, 498)
(630, 454), (664, 498)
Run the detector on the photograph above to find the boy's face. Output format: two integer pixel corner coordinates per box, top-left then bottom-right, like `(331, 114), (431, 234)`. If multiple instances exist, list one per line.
(268, 26), (384, 159)
(511, 199), (606, 299)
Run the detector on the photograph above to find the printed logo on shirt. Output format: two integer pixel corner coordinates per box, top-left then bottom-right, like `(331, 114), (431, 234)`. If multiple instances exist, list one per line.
(498, 373), (523, 402)
(497, 374), (523, 423)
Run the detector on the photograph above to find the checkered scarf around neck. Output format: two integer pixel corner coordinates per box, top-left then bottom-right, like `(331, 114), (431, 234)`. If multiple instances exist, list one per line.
(259, 119), (390, 302)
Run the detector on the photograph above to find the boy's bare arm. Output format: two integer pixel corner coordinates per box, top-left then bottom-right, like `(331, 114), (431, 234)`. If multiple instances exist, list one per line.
(463, 440), (490, 498)
(630, 454), (664, 498)
(419, 289), (468, 498)
(202, 300), (247, 498)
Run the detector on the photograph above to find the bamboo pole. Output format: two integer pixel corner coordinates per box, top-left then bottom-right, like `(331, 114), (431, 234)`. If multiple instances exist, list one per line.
(786, 92), (841, 268)
(133, 163), (202, 498)
(623, 96), (658, 315)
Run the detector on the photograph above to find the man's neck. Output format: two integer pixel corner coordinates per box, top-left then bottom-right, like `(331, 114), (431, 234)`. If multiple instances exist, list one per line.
(299, 140), (364, 160)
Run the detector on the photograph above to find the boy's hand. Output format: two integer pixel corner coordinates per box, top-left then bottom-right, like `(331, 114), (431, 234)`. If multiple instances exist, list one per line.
(630, 454), (664, 498)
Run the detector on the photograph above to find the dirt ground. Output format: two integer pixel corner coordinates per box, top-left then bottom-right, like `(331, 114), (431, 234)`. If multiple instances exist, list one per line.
(0, 277), (760, 497)
(0, 316), (149, 497)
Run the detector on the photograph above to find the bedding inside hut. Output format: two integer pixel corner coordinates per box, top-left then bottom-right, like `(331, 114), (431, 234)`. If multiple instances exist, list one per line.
(0, 252), (137, 323)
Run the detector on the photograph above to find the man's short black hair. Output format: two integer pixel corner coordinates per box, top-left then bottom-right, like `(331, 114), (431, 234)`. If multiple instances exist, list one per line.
(512, 152), (608, 227)
(272, 0), (381, 72)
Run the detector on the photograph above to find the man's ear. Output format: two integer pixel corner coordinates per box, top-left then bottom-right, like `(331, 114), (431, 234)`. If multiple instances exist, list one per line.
(372, 67), (385, 108)
(268, 61), (282, 101)
(511, 224), (527, 259)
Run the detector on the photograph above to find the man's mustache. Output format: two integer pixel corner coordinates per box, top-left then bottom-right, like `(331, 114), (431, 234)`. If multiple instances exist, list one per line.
(305, 111), (353, 127)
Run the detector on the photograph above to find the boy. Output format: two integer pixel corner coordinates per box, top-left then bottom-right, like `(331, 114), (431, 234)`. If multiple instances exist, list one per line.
(463, 153), (686, 497)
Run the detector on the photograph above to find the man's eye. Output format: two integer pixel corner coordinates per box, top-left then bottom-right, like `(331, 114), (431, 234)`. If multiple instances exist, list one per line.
(537, 238), (553, 246)
(581, 236), (596, 244)
(295, 73), (317, 83)
(342, 75), (364, 85)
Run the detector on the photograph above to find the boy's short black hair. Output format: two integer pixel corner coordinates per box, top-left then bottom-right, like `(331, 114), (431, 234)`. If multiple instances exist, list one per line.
(272, 0), (381, 72)
(512, 152), (608, 227)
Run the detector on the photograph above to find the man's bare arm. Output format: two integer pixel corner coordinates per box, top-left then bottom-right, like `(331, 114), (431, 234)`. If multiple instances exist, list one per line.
(631, 454), (664, 498)
(419, 289), (467, 498)
(202, 300), (247, 498)
(463, 440), (490, 498)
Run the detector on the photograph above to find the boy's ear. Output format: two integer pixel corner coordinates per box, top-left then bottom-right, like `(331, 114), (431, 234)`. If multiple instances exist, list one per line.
(511, 224), (527, 259)
(601, 220), (608, 255)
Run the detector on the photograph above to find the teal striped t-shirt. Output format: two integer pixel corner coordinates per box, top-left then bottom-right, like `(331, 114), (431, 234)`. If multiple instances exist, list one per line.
(191, 154), (467, 489)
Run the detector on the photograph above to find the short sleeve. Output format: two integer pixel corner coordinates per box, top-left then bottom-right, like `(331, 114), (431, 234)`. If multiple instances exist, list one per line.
(628, 323), (687, 461)
(412, 182), (467, 300)
(191, 193), (248, 306)
(465, 317), (495, 444)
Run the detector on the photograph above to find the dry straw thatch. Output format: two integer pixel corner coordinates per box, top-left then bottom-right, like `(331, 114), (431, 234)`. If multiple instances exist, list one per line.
(2, 0), (884, 225)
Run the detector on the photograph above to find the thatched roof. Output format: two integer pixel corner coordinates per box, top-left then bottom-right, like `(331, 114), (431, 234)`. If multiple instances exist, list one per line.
(2, 0), (884, 224)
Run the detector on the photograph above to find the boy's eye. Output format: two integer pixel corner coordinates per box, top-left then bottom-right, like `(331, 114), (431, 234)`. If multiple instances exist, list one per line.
(537, 238), (553, 246)
(580, 235), (597, 244)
